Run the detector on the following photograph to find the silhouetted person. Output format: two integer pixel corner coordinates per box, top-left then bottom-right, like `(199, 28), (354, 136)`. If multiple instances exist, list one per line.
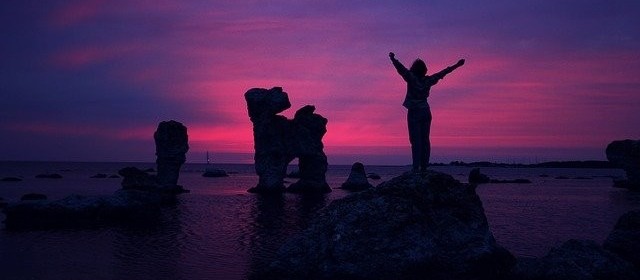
(389, 52), (464, 172)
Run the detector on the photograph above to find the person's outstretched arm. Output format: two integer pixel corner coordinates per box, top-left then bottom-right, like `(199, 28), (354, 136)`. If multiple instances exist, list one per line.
(389, 52), (412, 82)
(431, 59), (465, 80)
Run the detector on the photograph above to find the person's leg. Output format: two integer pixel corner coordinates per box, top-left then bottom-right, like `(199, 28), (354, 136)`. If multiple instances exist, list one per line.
(407, 110), (420, 171)
(421, 109), (433, 171)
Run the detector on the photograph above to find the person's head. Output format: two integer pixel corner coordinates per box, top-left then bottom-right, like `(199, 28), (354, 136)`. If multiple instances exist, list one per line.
(410, 59), (427, 76)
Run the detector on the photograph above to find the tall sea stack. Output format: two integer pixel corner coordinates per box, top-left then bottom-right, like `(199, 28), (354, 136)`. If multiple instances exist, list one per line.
(154, 120), (189, 188)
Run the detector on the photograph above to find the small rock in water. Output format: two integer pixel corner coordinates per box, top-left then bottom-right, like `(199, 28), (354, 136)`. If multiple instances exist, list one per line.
(108, 174), (120, 178)
(202, 168), (228, 177)
(468, 168), (490, 184)
(35, 173), (63, 179)
(90, 173), (108, 178)
(1, 177), (22, 182)
(340, 162), (373, 191)
(367, 173), (381, 180)
(21, 193), (47, 201)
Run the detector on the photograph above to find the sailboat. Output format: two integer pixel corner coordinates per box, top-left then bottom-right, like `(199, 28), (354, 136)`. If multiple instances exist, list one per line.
(203, 151), (229, 177)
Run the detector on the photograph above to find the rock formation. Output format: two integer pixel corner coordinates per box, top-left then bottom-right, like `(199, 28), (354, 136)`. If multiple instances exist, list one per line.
(2, 120), (189, 229)
(244, 87), (330, 194)
(512, 239), (638, 280)
(340, 162), (373, 191)
(261, 170), (515, 279)
(469, 168), (531, 184)
(469, 168), (491, 184)
(35, 173), (63, 179)
(1, 177), (22, 182)
(154, 120), (189, 187)
(202, 168), (228, 177)
(606, 139), (640, 190)
(603, 210), (640, 268)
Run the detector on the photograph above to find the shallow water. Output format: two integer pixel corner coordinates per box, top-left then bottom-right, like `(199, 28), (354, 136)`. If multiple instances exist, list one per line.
(0, 162), (637, 279)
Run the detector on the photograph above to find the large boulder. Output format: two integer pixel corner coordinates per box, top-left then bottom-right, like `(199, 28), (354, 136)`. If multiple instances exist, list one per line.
(606, 140), (640, 190)
(512, 239), (638, 280)
(340, 162), (373, 191)
(245, 87), (330, 194)
(603, 210), (640, 268)
(261, 170), (515, 279)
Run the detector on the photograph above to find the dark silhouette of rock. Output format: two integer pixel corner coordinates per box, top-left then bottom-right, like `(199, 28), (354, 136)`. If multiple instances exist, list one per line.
(469, 168), (491, 184)
(90, 173), (108, 178)
(367, 173), (381, 180)
(154, 120), (189, 187)
(3, 191), (166, 229)
(202, 168), (228, 177)
(340, 162), (373, 191)
(21, 193), (47, 201)
(606, 139), (640, 190)
(286, 169), (300, 178)
(118, 167), (158, 191)
(1, 177), (22, 182)
(511, 239), (638, 280)
(108, 174), (120, 178)
(35, 173), (62, 179)
(555, 176), (570, 179)
(469, 168), (532, 185)
(245, 87), (330, 194)
(262, 170), (515, 279)
(604, 210), (640, 268)
(143, 168), (155, 173)
(2, 120), (190, 230)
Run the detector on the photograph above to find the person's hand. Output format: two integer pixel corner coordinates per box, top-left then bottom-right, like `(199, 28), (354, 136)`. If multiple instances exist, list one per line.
(456, 59), (465, 66)
(389, 52), (395, 59)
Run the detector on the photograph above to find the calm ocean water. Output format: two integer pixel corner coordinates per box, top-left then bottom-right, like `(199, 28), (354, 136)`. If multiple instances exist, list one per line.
(0, 161), (637, 279)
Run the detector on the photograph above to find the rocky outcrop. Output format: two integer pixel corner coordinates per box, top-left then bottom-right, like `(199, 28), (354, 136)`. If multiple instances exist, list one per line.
(245, 87), (330, 194)
(469, 168), (531, 184)
(340, 162), (373, 191)
(20, 193), (47, 201)
(606, 140), (640, 190)
(469, 168), (491, 184)
(512, 239), (638, 280)
(202, 168), (228, 177)
(154, 120), (189, 187)
(603, 210), (640, 268)
(35, 173), (63, 179)
(261, 170), (515, 279)
(3, 191), (167, 229)
(2, 120), (189, 230)
(1, 177), (22, 182)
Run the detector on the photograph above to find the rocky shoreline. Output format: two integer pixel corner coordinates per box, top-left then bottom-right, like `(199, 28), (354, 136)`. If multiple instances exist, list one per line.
(258, 170), (640, 280)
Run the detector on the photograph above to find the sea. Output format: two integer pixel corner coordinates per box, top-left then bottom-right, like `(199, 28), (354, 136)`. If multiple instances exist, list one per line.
(0, 161), (638, 280)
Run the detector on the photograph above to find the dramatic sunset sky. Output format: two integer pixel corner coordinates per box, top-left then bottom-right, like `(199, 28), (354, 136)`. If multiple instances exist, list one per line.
(1, 1), (639, 165)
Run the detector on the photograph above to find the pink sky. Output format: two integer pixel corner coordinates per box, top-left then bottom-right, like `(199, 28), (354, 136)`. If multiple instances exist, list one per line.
(1, 1), (639, 164)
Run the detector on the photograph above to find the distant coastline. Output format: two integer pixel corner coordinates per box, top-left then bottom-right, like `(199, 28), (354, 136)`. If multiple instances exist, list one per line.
(434, 160), (616, 169)
(0, 160), (619, 169)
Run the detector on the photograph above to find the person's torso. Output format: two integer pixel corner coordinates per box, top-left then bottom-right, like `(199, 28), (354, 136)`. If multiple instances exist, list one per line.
(402, 76), (438, 109)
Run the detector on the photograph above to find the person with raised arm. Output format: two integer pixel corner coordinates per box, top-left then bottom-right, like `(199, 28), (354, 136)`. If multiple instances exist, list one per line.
(389, 52), (465, 172)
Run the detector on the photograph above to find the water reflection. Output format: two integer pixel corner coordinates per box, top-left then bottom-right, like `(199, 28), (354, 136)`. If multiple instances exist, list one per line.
(247, 193), (327, 279)
(112, 206), (184, 280)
